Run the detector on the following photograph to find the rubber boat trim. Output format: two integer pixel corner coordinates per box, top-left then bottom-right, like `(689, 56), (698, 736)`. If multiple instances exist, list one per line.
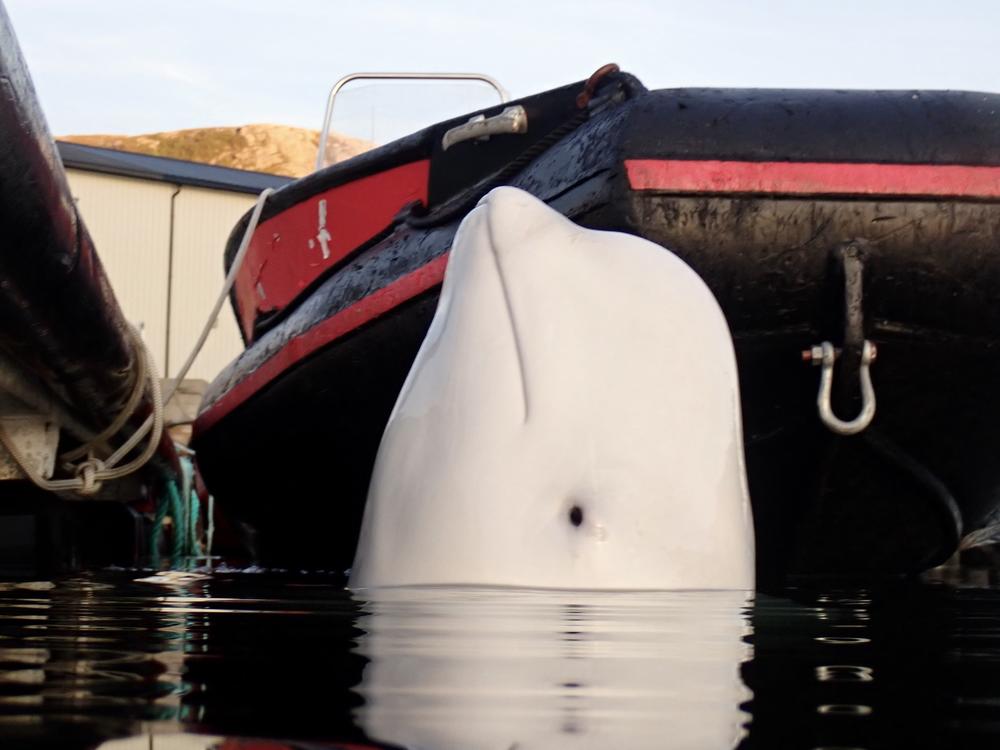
(196, 252), (450, 434)
(625, 159), (1000, 199)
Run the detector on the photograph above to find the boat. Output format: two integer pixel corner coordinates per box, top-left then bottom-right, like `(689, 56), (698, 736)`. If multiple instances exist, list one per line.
(191, 65), (1000, 584)
(0, 4), (183, 572)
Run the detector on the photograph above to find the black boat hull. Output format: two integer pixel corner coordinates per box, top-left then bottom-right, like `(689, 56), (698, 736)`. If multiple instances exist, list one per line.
(194, 79), (1000, 583)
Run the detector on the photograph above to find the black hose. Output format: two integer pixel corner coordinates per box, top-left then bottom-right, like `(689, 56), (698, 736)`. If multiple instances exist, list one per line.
(861, 429), (964, 566)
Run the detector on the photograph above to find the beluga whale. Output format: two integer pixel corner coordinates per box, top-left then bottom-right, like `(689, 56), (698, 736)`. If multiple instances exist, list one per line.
(349, 187), (754, 590)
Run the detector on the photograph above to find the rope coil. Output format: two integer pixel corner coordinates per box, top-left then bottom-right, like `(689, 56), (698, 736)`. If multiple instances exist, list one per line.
(0, 325), (163, 495)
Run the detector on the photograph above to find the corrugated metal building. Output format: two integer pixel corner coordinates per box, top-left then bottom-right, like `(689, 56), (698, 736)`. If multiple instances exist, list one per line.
(57, 142), (292, 385)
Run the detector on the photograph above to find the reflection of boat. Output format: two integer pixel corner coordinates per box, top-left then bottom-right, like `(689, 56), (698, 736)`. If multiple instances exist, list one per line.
(353, 587), (751, 749)
(192, 64), (1000, 581)
(0, 3), (176, 572)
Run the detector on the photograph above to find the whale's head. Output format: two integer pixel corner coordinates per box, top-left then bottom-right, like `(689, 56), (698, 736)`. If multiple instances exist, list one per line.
(350, 187), (754, 590)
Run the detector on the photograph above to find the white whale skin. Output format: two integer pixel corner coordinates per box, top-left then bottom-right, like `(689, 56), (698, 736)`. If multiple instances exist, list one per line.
(349, 186), (754, 590)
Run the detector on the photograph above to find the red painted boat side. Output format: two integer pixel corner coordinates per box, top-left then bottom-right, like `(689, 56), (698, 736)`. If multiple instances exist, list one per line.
(206, 157), (1000, 436)
(625, 158), (1000, 198)
(199, 252), (449, 434)
(234, 160), (431, 340)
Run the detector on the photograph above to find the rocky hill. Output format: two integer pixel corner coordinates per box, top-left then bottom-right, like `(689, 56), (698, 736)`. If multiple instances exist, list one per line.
(60, 124), (374, 178)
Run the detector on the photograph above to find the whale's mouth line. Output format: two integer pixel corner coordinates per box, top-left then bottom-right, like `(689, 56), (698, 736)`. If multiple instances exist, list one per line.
(484, 203), (530, 423)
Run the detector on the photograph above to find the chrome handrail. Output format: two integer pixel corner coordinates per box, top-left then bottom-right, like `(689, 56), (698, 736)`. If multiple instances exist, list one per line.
(315, 72), (510, 170)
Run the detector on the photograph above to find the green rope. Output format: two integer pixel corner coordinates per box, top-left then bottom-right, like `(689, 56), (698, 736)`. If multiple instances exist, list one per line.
(150, 483), (170, 568)
(149, 476), (186, 567)
(189, 489), (202, 558)
(166, 478), (185, 561)
(149, 456), (205, 569)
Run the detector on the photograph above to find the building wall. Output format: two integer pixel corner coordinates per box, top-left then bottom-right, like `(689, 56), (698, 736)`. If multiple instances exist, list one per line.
(65, 169), (254, 382)
(168, 186), (253, 381)
(64, 170), (173, 375)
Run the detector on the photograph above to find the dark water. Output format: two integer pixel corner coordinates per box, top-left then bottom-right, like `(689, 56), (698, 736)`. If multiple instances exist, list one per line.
(0, 568), (998, 750)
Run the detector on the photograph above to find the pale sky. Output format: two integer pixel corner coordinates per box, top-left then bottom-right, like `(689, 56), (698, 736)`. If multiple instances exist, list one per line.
(5, 0), (999, 139)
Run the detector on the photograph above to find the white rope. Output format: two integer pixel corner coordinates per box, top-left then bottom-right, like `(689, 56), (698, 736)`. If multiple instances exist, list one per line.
(0, 327), (163, 495)
(206, 493), (215, 569)
(60, 330), (148, 463)
(162, 187), (274, 405)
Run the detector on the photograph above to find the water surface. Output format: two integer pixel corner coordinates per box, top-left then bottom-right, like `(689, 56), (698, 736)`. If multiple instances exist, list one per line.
(0, 569), (997, 749)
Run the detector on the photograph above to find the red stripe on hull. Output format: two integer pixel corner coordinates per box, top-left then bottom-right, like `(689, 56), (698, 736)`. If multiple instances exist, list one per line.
(197, 253), (449, 434)
(625, 158), (1000, 199)
(235, 160), (430, 340)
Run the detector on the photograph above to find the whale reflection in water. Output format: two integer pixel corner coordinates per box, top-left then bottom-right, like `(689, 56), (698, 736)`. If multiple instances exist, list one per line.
(353, 587), (753, 750)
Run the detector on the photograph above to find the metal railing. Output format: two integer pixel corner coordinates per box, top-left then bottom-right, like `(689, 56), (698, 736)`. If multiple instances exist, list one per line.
(315, 72), (510, 170)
